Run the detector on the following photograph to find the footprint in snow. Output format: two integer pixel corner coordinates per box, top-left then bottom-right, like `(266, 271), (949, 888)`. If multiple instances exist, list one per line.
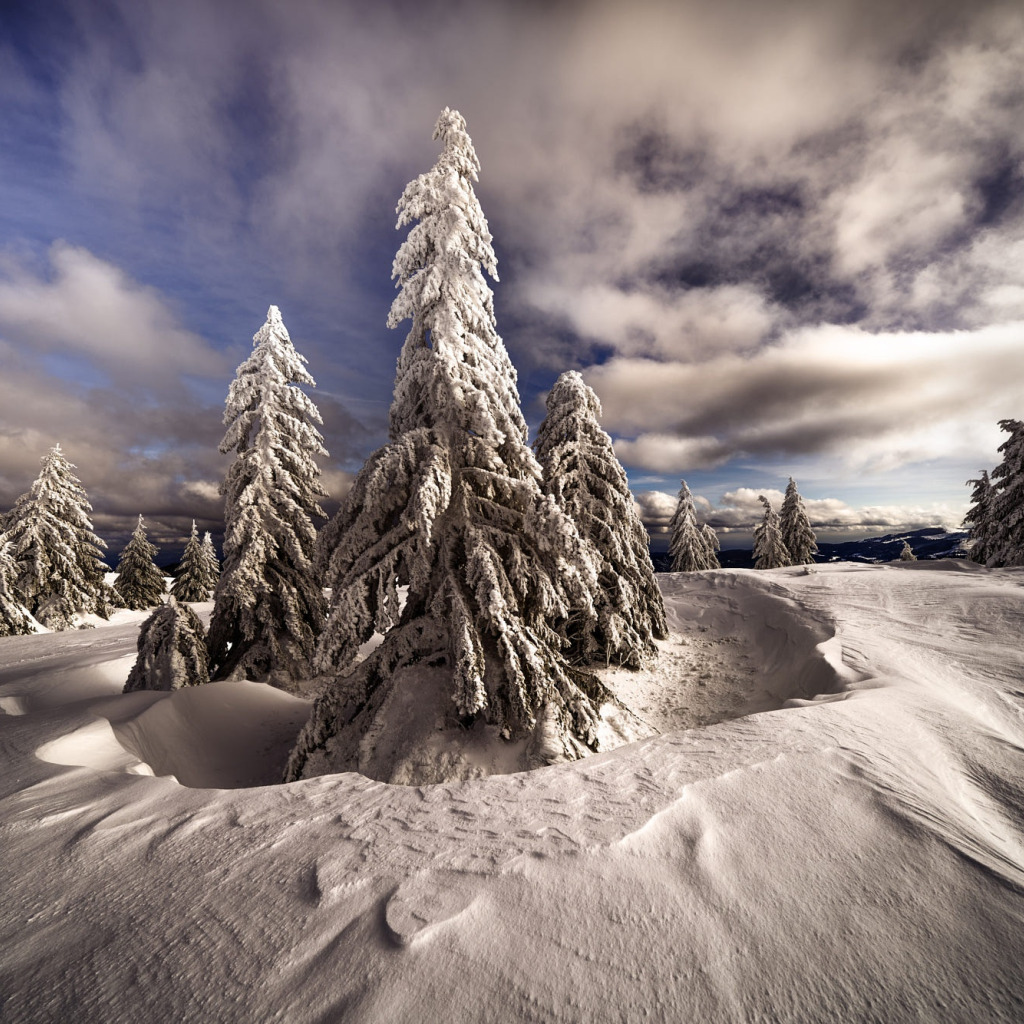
(384, 869), (481, 947)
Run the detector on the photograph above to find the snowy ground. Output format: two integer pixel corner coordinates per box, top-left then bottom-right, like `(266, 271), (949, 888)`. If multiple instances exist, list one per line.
(3, 563), (1024, 1021)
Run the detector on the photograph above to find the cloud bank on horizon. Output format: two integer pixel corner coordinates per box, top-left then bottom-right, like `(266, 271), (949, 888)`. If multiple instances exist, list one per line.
(0, 0), (1021, 553)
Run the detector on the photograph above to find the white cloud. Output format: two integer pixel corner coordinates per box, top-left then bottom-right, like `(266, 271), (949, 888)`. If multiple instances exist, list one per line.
(589, 321), (1024, 474)
(0, 243), (226, 389)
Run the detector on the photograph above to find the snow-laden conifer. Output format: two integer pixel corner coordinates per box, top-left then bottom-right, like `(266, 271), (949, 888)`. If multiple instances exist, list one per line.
(207, 306), (327, 684)
(114, 516), (166, 610)
(0, 536), (33, 636)
(171, 521), (213, 602)
(200, 532), (220, 590)
(4, 445), (108, 630)
(898, 541), (917, 561)
(780, 477), (818, 564)
(291, 109), (609, 782)
(668, 481), (719, 571)
(700, 522), (721, 569)
(753, 496), (791, 570)
(533, 371), (666, 667)
(988, 419), (1024, 568)
(963, 470), (998, 566)
(123, 597), (210, 692)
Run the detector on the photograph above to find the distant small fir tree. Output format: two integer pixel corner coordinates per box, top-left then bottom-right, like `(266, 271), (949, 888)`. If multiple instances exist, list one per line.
(533, 370), (667, 668)
(669, 481), (719, 571)
(171, 521), (213, 602)
(753, 496), (791, 570)
(700, 523), (721, 569)
(114, 516), (167, 610)
(201, 532), (220, 590)
(3, 444), (109, 630)
(898, 541), (917, 561)
(780, 478), (818, 564)
(123, 597), (209, 692)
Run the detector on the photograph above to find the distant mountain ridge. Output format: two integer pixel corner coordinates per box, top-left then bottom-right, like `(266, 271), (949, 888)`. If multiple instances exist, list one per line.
(653, 527), (968, 571)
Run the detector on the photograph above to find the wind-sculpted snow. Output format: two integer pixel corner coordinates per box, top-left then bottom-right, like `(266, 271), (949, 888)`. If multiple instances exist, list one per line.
(3, 564), (1024, 1021)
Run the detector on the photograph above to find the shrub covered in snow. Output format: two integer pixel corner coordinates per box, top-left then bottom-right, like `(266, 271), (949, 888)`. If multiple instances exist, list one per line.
(899, 541), (917, 561)
(533, 370), (666, 667)
(114, 516), (166, 610)
(290, 109), (611, 783)
(753, 495), (791, 570)
(3, 445), (109, 630)
(207, 306), (327, 684)
(124, 597), (210, 692)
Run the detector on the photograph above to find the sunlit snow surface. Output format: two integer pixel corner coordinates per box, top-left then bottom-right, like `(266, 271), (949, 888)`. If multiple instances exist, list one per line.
(3, 564), (1024, 1021)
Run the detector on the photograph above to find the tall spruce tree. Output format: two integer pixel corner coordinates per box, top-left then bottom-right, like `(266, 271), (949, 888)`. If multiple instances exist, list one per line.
(0, 536), (33, 636)
(533, 371), (666, 667)
(780, 477), (818, 564)
(289, 108), (609, 783)
(114, 516), (167, 610)
(171, 521), (213, 602)
(207, 305), (327, 684)
(668, 480), (719, 571)
(753, 495), (791, 570)
(4, 445), (108, 630)
(988, 419), (1024, 567)
(963, 470), (998, 566)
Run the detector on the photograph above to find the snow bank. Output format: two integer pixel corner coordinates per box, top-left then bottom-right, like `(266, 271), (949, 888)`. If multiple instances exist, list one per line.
(2, 563), (1024, 1022)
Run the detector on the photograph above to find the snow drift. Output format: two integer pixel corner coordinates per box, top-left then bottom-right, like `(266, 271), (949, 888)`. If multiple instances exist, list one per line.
(2, 562), (1024, 1022)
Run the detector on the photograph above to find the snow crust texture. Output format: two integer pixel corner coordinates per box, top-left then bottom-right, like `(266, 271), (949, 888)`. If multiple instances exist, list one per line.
(4, 564), (1024, 1021)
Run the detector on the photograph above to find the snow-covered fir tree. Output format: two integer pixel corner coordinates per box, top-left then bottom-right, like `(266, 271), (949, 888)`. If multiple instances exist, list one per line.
(290, 109), (611, 782)
(898, 541), (917, 561)
(114, 516), (166, 610)
(171, 521), (213, 602)
(200, 532), (220, 590)
(701, 522), (721, 569)
(753, 495), (791, 570)
(4, 445), (108, 630)
(123, 597), (210, 692)
(963, 470), (998, 566)
(988, 419), (1024, 567)
(207, 305), (327, 684)
(0, 536), (33, 636)
(533, 371), (666, 667)
(780, 477), (818, 564)
(668, 480), (719, 571)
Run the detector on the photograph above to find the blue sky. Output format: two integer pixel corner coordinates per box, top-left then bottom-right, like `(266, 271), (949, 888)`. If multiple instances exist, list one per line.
(1, 0), (1023, 557)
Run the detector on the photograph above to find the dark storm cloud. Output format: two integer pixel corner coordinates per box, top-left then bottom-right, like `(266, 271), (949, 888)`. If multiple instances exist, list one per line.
(1, 0), (1023, 546)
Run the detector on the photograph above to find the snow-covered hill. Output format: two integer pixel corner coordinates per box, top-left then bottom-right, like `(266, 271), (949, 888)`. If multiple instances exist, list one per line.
(2, 563), (1023, 1021)
(654, 526), (970, 570)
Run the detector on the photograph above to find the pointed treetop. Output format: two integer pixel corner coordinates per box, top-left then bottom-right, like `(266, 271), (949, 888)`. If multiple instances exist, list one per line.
(433, 107), (480, 179)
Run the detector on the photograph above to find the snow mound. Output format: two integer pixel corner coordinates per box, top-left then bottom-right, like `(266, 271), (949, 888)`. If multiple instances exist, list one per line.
(110, 680), (312, 788)
(4, 563), (1024, 1021)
